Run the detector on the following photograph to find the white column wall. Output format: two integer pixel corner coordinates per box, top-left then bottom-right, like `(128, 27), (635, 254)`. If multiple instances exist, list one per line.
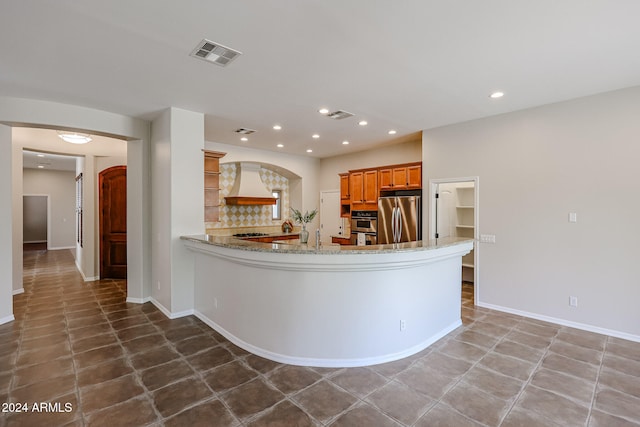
(11, 137), (22, 295)
(0, 125), (14, 322)
(151, 107), (204, 316)
(170, 109), (204, 314)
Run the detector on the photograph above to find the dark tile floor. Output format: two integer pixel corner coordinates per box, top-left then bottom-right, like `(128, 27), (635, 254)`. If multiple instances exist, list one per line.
(1, 249), (640, 426)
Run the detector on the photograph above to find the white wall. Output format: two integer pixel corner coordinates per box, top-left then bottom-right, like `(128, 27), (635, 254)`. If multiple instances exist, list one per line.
(0, 125), (13, 321)
(23, 169), (76, 249)
(423, 86), (640, 340)
(23, 196), (47, 242)
(96, 155), (127, 173)
(11, 139), (22, 295)
(151, 108), (204, 316)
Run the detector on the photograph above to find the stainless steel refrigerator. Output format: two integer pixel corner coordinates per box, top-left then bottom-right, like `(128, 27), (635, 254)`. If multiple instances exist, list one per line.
(378, 195), (421, 244)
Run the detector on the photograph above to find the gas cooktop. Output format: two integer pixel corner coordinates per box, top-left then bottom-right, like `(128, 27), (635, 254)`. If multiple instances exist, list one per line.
(233, 232), (269, 238)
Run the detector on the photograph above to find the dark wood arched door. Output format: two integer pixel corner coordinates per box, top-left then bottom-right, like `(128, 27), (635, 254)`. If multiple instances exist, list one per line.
(99, 166), (127, 279)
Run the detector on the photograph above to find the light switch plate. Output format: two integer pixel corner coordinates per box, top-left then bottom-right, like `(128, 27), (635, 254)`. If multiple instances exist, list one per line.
(480, 234), (496, 243)
(569, 212), (577, 223)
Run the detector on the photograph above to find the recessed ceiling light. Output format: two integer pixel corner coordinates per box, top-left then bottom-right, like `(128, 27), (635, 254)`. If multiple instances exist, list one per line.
(342, 140), (349, 145)
(306, 149), (313, 153)
(490, 91), (504, 99)
(37, 165), (44, 169)
(318, 108), (329, 115)
(240, 137), (248, 142)
(388, 130), (397, 135)
(273, 125), (282, 130)
(312, 134), (320, 139)
(57, 131), (92, 144)
(37, 154), (45, 157)
(358, 120), (368, 126)
(276, 143), (284, 148)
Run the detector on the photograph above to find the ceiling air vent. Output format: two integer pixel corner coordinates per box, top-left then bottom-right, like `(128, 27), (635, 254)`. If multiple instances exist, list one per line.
(326, 110), (354, 120)
(235, 128), (256, 135)
(190, 39), (242, 67)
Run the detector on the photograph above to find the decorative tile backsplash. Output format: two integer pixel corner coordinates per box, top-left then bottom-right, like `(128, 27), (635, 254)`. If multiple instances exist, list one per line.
(207, 163), (290, 230)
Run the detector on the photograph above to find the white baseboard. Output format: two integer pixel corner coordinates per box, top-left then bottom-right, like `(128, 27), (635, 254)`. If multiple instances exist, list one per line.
(0, 314), (15, 325)
(194, 309), (462, 367)
(48, 245), (75, 250)
(477, 301), (640, 343)
(12, 288), (24, 295)
(24, 240), (47, 244)
(126, 296), (151, 304)
(150, 298), (194, 320)
(75, 259), (98, 282)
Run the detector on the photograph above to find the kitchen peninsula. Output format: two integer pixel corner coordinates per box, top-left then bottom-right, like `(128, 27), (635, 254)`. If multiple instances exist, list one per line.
(181, 235), (473, 367)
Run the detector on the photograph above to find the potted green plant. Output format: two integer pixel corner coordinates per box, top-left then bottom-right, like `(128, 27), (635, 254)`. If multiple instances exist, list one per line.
(290, 208), (318, 244)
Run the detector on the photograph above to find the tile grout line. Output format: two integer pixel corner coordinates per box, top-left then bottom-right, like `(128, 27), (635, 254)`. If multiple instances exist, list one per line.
(584, 336), (607, 426)
(93, 283), (166, 426)
(422, 312), (563, 426)
(494, 324), (558, 426)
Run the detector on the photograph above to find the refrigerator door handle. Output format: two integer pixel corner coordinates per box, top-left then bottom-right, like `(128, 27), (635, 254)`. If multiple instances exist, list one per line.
(391, 207), (397, 243)
(397, 207), (403, 243)
(395, 207), (400, 243)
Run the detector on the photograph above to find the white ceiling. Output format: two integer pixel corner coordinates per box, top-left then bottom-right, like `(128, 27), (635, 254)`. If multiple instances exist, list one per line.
(3, 1), (640, 158)
(16, 128), (128, 171)
(23, 150), (77, 172)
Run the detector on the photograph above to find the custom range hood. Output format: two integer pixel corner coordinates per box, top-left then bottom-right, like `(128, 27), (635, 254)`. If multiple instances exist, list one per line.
(224, 162), (276, 205)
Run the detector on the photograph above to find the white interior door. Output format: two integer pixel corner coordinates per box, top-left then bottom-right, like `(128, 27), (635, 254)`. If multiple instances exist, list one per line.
(435, 183), (457, 238)
(320, 190), (342, 244)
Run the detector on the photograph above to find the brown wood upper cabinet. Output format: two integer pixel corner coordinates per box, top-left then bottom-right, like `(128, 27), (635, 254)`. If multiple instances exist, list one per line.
(339, 173), (351, 217)
(378, 162), (422, 190)
(350, 168), (378, 210)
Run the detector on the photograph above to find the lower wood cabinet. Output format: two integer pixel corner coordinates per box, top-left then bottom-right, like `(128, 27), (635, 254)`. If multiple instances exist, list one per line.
(332, 236), (352, 245)
(244, 234), (299, 243)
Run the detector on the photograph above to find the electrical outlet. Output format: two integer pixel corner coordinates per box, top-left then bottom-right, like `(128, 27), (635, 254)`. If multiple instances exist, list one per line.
(569, 296), (578, 307)
(400, 320), (406, 331)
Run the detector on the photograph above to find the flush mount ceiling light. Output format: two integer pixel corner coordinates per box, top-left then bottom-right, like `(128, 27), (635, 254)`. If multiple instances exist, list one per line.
(306, 149), (313, 153)
(37, 154), (45, 157)
(37, 165), (44, 169)
(312, 134), (320, 139)
(190, 39), (242, 67)
(388, 130), (397, 135)
(490, 91), (504, 99)
(358, 120), (368, 126)
(277, 143), (284, 148)
(273, 125), (282, 130)
(240, 137), (248, 142)
(57, 131), (92, 144)
(342, 140), (350, 145)
(318, 108), (329, 115)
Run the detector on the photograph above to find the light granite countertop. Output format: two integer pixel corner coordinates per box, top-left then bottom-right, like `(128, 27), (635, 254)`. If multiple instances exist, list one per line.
(181, 234), (473, 255)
